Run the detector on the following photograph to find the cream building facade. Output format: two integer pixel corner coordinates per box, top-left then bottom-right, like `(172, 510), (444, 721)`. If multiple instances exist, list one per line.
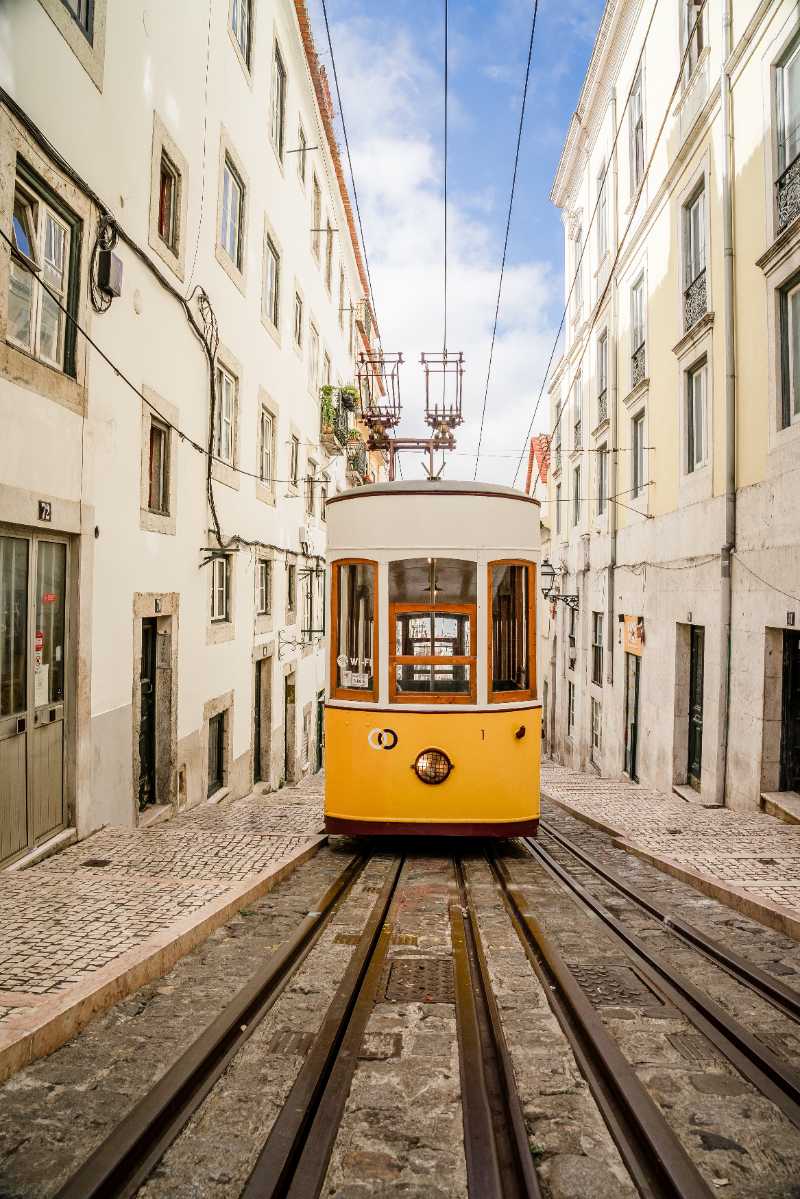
(539, 0), (800, 813)
(0, 0), (383, 867)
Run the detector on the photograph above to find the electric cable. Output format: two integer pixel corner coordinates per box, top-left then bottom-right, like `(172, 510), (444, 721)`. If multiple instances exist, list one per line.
(472, 0), (540, 479)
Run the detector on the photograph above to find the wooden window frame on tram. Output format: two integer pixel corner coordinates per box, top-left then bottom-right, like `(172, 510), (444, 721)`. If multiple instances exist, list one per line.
(389, 601), (477, 705)
(330, 558), (379, 702)
(487, 559), (537, 705)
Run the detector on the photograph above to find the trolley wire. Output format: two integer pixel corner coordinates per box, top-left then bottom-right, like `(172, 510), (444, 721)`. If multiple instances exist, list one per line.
(472, 0), (540, 480)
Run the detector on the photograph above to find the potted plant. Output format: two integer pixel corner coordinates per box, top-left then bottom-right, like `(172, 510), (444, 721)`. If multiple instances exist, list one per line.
(339, 384), (359, 412)
(319, 385), (336, 430)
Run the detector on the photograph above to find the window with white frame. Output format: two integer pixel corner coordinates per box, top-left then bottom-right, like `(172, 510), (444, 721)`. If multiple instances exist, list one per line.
(157, 153), (180, 252)
(148, 418), (169, 514)
(325, 218), (334, 291)
(597, 162), (608, 259)
(63, 0), (93, 38)
(591, 696), (602, 757)
(573, 226), (583, 314)
(305, 461), (316, 517)
(338, 267), (346, 329)
(287, 562), (297, 612)
(211, 556), (230, 622)
(776, 36), (800, 230)
(257, 559), (271, 615)
(573, 465), (581, 527)
(592, 612), (604, 685)
(597, 444), (608, 516)
(780, 278), (800, 428)
(683, 184), (706, 330)
(632, 411), (645, 497)
(686, 360), (707, 473)
(290, 434), (299, 486)
(8, 174), (78, 374)
(630, 68), (644, 192)
(311, 176), (321, 259)
(259, 405), (273, 486)
(271, 43), (287, 159)
(573, 372), (582, 450)
(597, 330), (608, 422)
(683, 0), (705, 80)
(308, 322), (320, 393)
(293, 292), (303, 347)
(263, 236), (280, 328)
(214, 364), (236, 465)
(220, 156), (244, 268)
(297, 122), (307, 182)
(230, 0), (251, 66)
(320, 474), (329, 521)
(555, 482), (562, 534)
(631, 274), (646, 384)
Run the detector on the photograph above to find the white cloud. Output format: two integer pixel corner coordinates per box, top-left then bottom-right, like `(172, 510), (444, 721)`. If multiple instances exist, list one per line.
(311, 4), (558, 486)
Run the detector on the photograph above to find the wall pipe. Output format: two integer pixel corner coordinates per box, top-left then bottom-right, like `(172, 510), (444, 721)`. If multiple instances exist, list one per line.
(607, 86), (620, 688)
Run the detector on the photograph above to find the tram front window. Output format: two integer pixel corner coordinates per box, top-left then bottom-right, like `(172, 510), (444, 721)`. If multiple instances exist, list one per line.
(333, 560), (377, 699)
(389, 559), (476, 701)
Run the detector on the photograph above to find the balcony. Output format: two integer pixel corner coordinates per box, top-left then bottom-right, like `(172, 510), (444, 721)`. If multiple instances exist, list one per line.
(573, 420), (582, 452)
(683, 269), (707, 333)
(553, 443), (562, 474)
(319, 385), (356, 456)
(777, 154), (800, 232)
(597, 388), (608, 425)
(346, 437), (370, 484)
(631, 343), (646, 387)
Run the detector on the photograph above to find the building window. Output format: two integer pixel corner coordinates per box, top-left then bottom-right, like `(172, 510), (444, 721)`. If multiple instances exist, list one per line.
(597, 163), (608, 259)
(686, 361), (707, 473)
(780, 279), (800, 428)
(257, 560), (271, 615)
(211, 556), (230, 622)
(259, 406), (273, 486)
(568, 604), (577, 651)
(776, 37), (800, 230)
(293, 292), (303, 347)
(597, 330), (608, 423)
(158, 154), (179, 252)
(632, 412), (645, 497)
(262, 236), (280, 329)
(323, 352), (332, 387)
(320, 474), (329, 521)
(271, 43), (287, 158)
(290, 434), (299, 487)
(63, 0), (92, 38)
(214, 364), (236, 465)
(489, 560), (535, 702)
(573, 465), (581, 527)
(230, 0), (251, 66)
(311, 176), (321, 260)
(8, 175), (79, 375)
(297, 122), (307, 182)
(567, 680), (575, 735)
(555, 482), (562, 535)
(148, 418), (169, 514)
(683, 185), (706, 331)
(631, 274), (645, 385)
(338, 267), (346, 329)
(553, 415), (562, 473)
(592, 612), (604, 685)
(207, 711), (226, 796)
(305, 461), (316, 517)
(287, 563), (297, 613)
(573, 226), (583, 314)
(325, 218), (334, 291)
(573, 372), (582, 451)
(591, 697), (602, 758)
(308, 322), (320, 393)
(630, 68), (644, 192)
(221, 156), (244, 269)
(597, 444), (608, 516)
(683, 0), (704, 80)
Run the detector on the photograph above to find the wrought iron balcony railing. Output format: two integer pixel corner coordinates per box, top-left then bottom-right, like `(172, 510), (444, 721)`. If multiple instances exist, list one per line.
(573, 420), (582, 452)
(320, 402), (349, 455)
(683, 268), (707, 333)
(346, 438), (369, 482)
(597, 388), (608, 425)
(777, 154), (800, 231)
(631, 343), (646, 387)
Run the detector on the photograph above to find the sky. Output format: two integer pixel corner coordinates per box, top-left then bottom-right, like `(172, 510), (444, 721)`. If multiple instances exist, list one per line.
(307, 0), (606, 486)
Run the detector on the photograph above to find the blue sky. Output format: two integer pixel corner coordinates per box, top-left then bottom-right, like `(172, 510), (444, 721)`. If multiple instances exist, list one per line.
(308, 0), (606, 483)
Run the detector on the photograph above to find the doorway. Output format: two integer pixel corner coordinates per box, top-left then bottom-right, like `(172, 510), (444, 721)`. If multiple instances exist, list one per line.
(0, 532), (69, 866)
(782, 631), (800, 792)
(284, 672), (296, 783)
(624, 651), (640, 782)
(687, 625), (704, 790)
(138, 618), (157, 809)
(315, 689), (325, 773)
(208, 710), (226, 797)
(253, 657), (272, 786)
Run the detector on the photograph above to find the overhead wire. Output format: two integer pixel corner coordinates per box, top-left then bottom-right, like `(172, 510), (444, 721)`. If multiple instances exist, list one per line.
(472, 0), (540, 480)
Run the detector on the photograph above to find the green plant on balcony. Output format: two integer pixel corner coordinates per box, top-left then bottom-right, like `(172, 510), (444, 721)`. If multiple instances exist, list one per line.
(320, 385), (336, 429)
(339, 383), (359, 412)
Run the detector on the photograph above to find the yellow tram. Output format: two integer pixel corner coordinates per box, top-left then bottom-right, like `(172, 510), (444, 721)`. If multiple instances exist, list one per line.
(324, 480), (541, 837)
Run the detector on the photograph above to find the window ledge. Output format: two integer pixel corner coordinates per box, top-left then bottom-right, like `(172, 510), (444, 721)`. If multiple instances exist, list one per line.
(215, 242), (247, 295)
(672, 311), (714, 361)
(622, 377), (649, 410)
(255, 481), (276, 507)
(261, 313), (282, 349)
(140, 508), (176, 536)
(207, 621), (235, 645)
(228, 26), (254, 87)
(212, 459), (240, 491)
(757, 210), (800, 276)
(591, 416), (610, 440)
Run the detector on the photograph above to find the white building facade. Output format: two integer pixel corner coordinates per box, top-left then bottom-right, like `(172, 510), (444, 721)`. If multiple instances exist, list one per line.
(0, 0), (382, 867)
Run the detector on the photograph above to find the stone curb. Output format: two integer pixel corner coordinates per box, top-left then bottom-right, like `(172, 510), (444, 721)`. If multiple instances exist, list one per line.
(542, 787), (800, 943)
(0, 834), (326, 1085)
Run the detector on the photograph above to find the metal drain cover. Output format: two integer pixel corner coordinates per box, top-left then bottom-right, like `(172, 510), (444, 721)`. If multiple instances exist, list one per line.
(382, 957), (455, 1004)
(568, 963), (661, 1009)
(668, 1033), (719, 1062)
(267, 1029), (314, 1055)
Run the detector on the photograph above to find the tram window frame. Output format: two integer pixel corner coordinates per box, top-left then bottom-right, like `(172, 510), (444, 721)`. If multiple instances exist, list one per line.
(330, 558), (378, 702)
(388, 558), (477, 704)
(487, 559), (537, 704)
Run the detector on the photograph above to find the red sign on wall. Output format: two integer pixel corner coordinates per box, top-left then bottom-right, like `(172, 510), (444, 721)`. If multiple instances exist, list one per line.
(42, 593), (58, 604)
(35, 631), (44, 652)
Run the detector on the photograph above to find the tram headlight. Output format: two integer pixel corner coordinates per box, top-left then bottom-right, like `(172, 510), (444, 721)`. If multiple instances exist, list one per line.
(412, 748), (453, 785)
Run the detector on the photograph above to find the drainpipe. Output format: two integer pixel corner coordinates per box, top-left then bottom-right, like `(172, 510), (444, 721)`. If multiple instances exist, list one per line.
(719, 0), (736, 805)
(607, 88), (619, 688)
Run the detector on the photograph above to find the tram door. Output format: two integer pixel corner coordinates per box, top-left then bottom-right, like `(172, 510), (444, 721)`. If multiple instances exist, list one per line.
(782, 632), (800, 792)
(687, 626), (704, 790)
(624, 652), (640, 782)
(0, 534), (68, 866)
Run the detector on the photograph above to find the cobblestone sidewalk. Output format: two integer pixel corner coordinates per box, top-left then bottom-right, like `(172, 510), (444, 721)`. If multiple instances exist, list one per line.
(0, 776), (325, 1081)
(541, 760), (800, 939)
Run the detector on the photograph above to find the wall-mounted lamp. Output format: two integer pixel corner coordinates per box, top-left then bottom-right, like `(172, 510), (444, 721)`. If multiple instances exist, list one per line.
(539, 557), (579, 611)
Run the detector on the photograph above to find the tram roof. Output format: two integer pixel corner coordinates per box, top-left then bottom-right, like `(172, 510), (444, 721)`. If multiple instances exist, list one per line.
(326, 479), (540, 507)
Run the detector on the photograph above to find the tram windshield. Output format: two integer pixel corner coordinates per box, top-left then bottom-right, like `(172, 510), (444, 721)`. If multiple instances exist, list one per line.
(389, 558), (476, 700)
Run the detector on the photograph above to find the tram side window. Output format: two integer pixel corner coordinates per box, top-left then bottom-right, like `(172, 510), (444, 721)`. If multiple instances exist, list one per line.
(389, 558), (476, 701)
(489, 561), (535, 702)
(333, 561), (376, 699)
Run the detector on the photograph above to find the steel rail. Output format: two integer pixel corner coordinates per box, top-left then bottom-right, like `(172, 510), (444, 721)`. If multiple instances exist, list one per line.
(522, 837), (800, 1130)
(539, 820), (800, 1023)
(54, 853), (367, 1199)
(488, 852), (714, 1199)
(241, 856), (404, 1199)
(450, 857), (542, 1199)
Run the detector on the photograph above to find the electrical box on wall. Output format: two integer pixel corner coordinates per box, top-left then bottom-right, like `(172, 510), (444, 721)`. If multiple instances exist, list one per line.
(98, 249), (123, 298)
